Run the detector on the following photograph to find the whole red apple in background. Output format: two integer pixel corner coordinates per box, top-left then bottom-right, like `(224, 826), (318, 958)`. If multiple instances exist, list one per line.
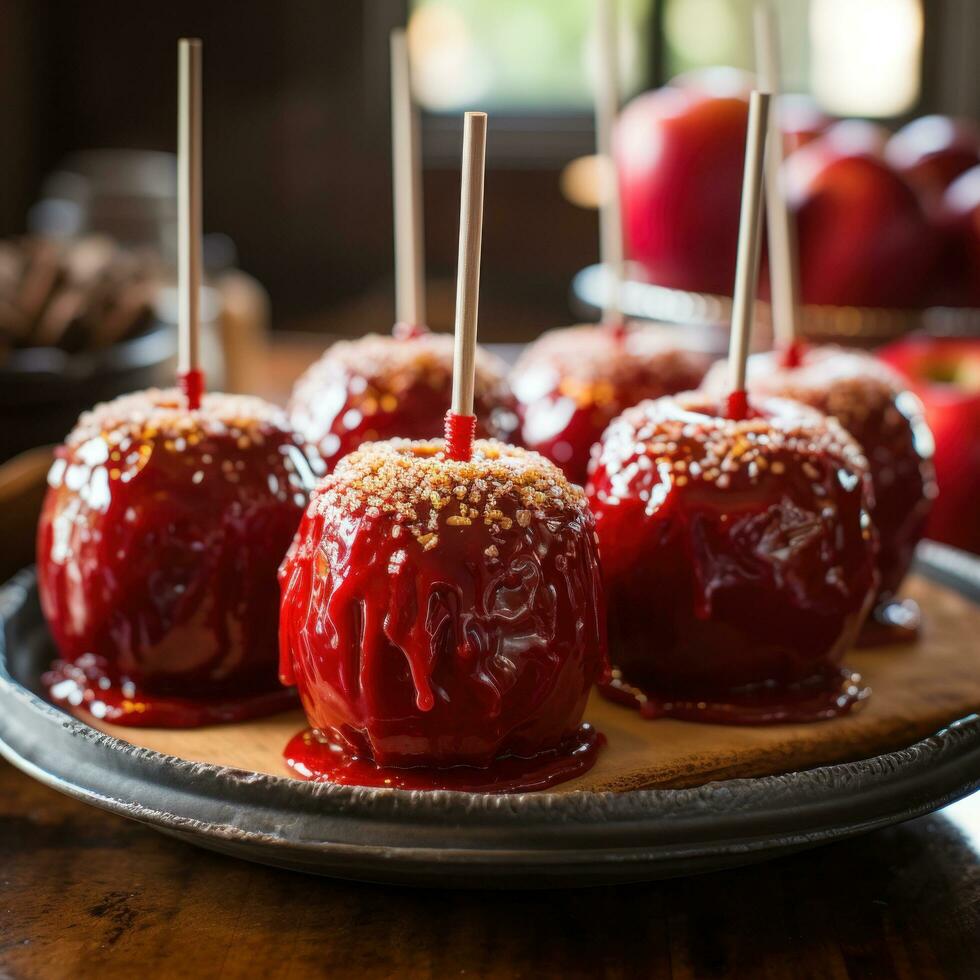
(784, 128), (937, 308)
(779, 94), (832, 154)
(879, 337), (980, 555)
(885, 115), (980, 203)
(616, 84), (748, 295)
(938, 165), (980, 307)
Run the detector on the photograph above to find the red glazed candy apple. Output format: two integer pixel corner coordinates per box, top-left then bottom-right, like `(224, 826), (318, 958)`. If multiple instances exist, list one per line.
(289, 328), (517, 470)
(785, 129), (937, 308)
(510, 323), (711, 484)
(940, 165), (980, 307)
(616, 84), (749, 294)
(278, 439), (607, 791)
(38, 389), (322, 726)
(885, 115), (980, 202)
(587, 392), (878, 723)
(702, 345), (935, 612)
(879, 336), (980, 555)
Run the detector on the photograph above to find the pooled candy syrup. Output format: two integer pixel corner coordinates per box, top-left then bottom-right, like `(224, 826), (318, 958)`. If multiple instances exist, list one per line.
(600, 667), (870, 725)
(44, 655), (297, 727)
(284, 723), (604, 793)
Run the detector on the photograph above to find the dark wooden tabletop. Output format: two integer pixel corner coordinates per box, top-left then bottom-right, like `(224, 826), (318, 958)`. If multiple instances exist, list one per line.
(1, 761), (977, 980)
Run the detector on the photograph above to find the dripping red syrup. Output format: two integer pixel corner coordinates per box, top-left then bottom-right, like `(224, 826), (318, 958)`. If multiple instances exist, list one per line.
(284, 724), (604, 793)
(725, 388), (750, 421)
(600, 668), (869, 725)
(392, 320), (428, 341)
(444, 410), (476, 461)
(778, 339), (806, 370)
(178, 367), (206, 410)
(44, 655), (297, 727)
(603, 314), (628, 344)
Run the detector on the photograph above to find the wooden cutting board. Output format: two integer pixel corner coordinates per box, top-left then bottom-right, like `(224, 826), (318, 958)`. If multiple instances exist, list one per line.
(92, 573), (980, 793)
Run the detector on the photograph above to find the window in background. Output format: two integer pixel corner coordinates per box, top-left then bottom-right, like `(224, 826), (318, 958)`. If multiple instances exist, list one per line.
(407, 0), (655, 112)
(810, 0), (923, 117)
(409, 0), (925, 123)
(664, 0), (922, 118)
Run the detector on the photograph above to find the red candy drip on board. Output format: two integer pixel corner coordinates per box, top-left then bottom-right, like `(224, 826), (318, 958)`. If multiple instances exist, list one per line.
(284, 724), (604, 793)
(600, 667), (869, 725)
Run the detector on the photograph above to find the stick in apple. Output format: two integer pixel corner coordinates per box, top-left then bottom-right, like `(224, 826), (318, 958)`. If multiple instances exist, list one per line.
(445, 111), (488, 462)
(593, 0), (625, 329)
(178, 38), (204, 410)
(753, 2), (801, 363)
(726, 89), (771, 420)
(390, 28), (427, 332)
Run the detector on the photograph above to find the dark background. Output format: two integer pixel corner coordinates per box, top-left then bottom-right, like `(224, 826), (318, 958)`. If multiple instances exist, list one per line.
(1, 0), (977, 339)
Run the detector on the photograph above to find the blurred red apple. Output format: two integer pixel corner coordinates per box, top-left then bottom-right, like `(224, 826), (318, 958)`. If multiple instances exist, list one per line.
(938, 165), (980, 307)
(616, 85), (748, 295)
(879, 337), (980, 555)
(784, 130), (937, 308)
(778, 94), (832, 154)
(669, 65), (754, 98)
(885, 115), (980, 203)
(822, 118), (891, 157)
(673, 69), (831, 154)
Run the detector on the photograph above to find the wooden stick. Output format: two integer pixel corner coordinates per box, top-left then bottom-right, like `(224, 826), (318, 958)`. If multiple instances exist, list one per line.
(754, 1), (800, 354)
(390, 28), (426, 330)
(446, 112), (487, 461)
(451, 111), (487, 419)
(593, 0), (625, 326)
(178, 37), (204, 408)
(727, 89), (771, 416)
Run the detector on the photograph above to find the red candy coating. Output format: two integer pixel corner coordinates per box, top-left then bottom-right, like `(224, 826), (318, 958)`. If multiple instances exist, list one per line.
(586, 393), (878, 722)
(511, 323), (711, 484)
(288, 330), (518, 470)
(278, 439), (608, 786)
(37, 389), (322, 726)
(703, 345), (936, 605)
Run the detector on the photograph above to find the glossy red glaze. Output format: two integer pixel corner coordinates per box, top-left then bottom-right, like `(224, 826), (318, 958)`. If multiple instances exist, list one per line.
(278, 440), (607, 784)
(37, 389), (322, 726)
(284, 724), (605, 793)
(288, 328), (518, 470)
(586, 393), (878, 721)
(511, 323), (711, 484)
(703, 345), (936, 605)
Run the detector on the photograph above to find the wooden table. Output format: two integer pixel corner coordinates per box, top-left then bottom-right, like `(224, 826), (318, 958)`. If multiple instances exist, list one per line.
(1, 761), (977, 979)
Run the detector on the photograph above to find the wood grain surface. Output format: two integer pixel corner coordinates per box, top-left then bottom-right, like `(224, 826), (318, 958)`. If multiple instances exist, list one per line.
(2, 758), (978, 979)
(90, 573), (980, 792)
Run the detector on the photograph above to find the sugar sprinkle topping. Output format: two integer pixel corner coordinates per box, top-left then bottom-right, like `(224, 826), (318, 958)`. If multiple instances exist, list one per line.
(312, 439), (587, 550)
(66, 388), (299, 447)
(594, 392), (869, 488)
